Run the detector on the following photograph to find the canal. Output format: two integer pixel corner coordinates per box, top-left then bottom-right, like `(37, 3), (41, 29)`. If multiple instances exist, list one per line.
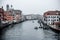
(1, 20), (60, 40)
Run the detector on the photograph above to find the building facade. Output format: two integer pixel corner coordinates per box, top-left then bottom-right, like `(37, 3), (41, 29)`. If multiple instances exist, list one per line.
(9, 9), (22, 23)
(4, 11), (14, 24)
(44, 11), (60, 25)
(0, 8), (4, 22)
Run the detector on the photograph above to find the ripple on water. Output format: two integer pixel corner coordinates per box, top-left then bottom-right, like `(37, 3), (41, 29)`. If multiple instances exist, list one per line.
(1, 20), (60, 40)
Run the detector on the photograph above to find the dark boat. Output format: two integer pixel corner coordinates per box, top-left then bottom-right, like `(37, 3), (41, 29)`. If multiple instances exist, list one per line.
(34, 27), (38, 29)
(39, 26), (43, 28)
(0, 23), (9, 29)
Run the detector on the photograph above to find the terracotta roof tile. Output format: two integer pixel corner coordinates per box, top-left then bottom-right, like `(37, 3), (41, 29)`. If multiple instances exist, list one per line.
(44, 11), (60, 17)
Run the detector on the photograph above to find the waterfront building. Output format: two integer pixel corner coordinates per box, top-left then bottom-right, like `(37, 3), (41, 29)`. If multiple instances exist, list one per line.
(44, 11), (60, 26)
(4, 11), (14, 24)
(21, 15), (26, 21)
(9, 9), (22, 23)
(25, 14), (41, 20)
(25, 15), (32, 20)
(0, 7), (4, 24)
(6, 4), (22, 23)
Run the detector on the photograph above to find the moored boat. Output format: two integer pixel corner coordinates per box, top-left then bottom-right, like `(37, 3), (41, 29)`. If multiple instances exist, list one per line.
(49, 22), (60, 33)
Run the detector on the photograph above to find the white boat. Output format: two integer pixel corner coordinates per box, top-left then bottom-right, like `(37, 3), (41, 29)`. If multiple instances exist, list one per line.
(2, 21), (9, 24)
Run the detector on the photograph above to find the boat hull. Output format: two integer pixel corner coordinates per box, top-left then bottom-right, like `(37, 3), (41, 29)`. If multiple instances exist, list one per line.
(49, 26), (60, 33)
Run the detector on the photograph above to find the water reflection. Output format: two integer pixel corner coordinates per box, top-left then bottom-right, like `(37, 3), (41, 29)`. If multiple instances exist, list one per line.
(0, 20), (60, 40)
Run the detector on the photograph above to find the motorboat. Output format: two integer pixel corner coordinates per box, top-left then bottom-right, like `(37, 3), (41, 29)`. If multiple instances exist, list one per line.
(34, 27), (38, 29)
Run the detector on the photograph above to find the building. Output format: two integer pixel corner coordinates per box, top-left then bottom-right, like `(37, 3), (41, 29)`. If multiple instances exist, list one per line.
(21, 15), (26, 21)
(44, 11), (60, 25)
(25, 14), (41, 20)
(0, 8), (4, 22)
(9, 9), (22, 23)
(1, 11), (14, 24)
(4, 11), (14, 23)
(25, 15), (32, 20)
(5, 4), (22, 23)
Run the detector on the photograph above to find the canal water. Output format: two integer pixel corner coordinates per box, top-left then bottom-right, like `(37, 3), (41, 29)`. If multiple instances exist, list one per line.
(1, 20), (60, 40)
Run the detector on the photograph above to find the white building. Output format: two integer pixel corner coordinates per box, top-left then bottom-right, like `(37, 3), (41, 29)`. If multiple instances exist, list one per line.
(25, 14), (41, 20)
(26, 15), (32, 20)
(44, 11), (60, 25)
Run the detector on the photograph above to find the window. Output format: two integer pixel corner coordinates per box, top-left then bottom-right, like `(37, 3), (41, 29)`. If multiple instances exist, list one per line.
(47, 16), (50, 18)
(54, 19), (56, 21)
(0, 14), (1, 17)
(59, 18), (60, 20)
(57, 16), (59, 18)
(53, 16), (56, 18)
(47, 19), (50, 21)
(57, 19), (59, 21)
(48, 16), (50, 18)
(49, 19), (50, 21)
(51, 16), (52, 18)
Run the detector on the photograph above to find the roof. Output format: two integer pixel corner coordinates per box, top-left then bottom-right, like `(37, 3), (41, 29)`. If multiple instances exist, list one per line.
(9, 9), (22, 14)
(44, 11), (60, 17)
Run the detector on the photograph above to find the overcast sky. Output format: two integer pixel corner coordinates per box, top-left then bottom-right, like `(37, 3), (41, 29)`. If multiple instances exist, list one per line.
(0, 0), (60, 15)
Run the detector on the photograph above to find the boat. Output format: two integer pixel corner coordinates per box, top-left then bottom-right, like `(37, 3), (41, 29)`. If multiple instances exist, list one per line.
(49, 26), (60, 33)
(49, 22), (60, 33)
(0, 23), (9, 29)
(2, 21), (9, 24)
(34, 27), (38, 29)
